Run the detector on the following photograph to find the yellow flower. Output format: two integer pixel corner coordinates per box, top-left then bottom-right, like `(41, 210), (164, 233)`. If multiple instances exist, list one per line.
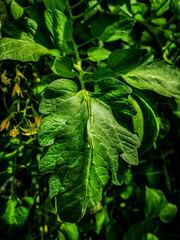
(1, 70), (11, 85)
(12, 83), (23, 98)
(9, 126), (19, 139)
(0, 84), (8, 93)
(14, 70), (27, 84)
(35, 116), (41, 128)
(20, 120), (39, 136)
(0, 119), (10, 131)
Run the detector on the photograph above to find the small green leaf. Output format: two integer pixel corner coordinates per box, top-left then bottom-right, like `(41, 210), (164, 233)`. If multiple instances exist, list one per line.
(43, 0), (66, 12)
(90, 14), (135, 42)
(60, 222), (79, 240)
(131, 92), (159, 155)
(147, 233), (159, 240)
(108, 0), (132, 16)
(95, 208), (107, 234)
(145, 186), (167, 219)
(122, 61), (180, 99)
(159, 202), (177, 223)
(87, 47), (111, 62)
(150, 0), (170, 16)
(38, 78), (139, 222)
(170, 0), (180, 20)
(10, 1), (24, 20)
(0, 38), (52, 62)
(145, 186), (177, 223)
(129, 95), (144, 143)
(49, 57), (75, 78)
(1, 197), (34, 228)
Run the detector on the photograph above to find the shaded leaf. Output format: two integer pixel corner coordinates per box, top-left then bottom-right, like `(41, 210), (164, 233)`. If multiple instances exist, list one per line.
(170, 0), (180, 20)
(49, 57), (75, 78)
(2, 17), (53, 49)
(159, 202), (177, 223)
(107, 48), (154, 74)
(43, 0), (66, 12)
(131, 92), (159, 155)
(105, 220), (124, 240)
(90, 14), (135, 42)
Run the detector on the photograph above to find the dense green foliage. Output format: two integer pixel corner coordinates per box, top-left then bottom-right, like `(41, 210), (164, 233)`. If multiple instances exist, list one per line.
(0, 0), (180, 239)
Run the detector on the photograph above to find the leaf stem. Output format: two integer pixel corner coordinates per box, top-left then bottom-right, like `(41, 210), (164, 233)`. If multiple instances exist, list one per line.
(70, 0), (84, 9)
(67, 0), (86, 90)
(72, 2), (100, 20)
(78, 37), (97, 48)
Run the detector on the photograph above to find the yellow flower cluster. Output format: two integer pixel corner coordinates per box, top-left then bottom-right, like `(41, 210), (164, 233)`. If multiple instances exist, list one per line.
(20, 116), (41, 136)
(9, 126), (20, 139)
(0, 116), (41, 139)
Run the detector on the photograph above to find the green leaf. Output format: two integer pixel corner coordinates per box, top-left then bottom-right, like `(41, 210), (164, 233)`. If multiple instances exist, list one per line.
(10, 1), (24, 20)
(107, 48), (154, 74)
(0, 38), (53, 62)
(129, 95), (144, 143)
(25, 3), (47, 28)
(108, 0), (132, 16)
(122, 61), (180, 99)
(150, 0), (170, 16)
(145, 186), (177, 222)
(145, 186), (167, 219)
(147, 233), (159, 240)
(87, 47), (111, 62)
(2, 17), (53, 49)
(1, 197), (34, 228)
(60, 222), (79, 240)
(43, 0), (66, 12)
(93, 68), (117, 81)
(94, 78), (137, 117)
(159, 202), (177, 223)
(170, 0), (180, 20)
(38, 78), (140, 222)
(95, 207), (107, 234)
(130, 92), (159, 155)
(49, 57), (75, 78)
(45, 10), (73, 53)
(90, 14), (135, 42)
(123, 220), (160, 240)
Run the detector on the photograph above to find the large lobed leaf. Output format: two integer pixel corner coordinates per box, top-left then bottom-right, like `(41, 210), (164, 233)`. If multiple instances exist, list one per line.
(38, 78), (140, 222)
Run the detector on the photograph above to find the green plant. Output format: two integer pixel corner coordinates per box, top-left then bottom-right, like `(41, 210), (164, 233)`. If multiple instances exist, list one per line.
(0, 0), (179, 239)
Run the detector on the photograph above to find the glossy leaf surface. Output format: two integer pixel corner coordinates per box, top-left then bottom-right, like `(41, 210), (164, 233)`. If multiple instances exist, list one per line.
(38, 78), (140, 222)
